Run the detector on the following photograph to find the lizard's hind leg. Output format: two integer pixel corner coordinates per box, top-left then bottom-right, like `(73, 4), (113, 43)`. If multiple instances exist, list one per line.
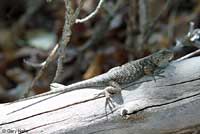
(95, 81), (121, 113)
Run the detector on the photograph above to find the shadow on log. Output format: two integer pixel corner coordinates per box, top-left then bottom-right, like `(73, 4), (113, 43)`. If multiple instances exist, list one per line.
(0, 57), (200, 134)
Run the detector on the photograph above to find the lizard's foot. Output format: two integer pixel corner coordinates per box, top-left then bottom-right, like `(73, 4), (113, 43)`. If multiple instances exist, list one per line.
(152, 67), (166, 82)
(95, 81), (121, 114)
(144, 66), (166, 82)
(155, 66), (165, 74)
(151, 73), (165, 82)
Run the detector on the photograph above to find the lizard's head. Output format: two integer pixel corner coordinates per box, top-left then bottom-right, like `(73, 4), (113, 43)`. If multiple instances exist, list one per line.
(151, 49), (174, 66)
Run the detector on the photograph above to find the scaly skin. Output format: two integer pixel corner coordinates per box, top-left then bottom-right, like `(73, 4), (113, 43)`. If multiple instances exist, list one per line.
(8, 49), (173, 114)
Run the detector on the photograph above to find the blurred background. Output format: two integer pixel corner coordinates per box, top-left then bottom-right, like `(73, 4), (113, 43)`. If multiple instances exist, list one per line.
(0, 0), (199, 103)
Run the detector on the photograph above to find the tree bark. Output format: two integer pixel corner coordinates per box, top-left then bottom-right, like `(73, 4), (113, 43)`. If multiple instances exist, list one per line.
(0, 57), (200, 134)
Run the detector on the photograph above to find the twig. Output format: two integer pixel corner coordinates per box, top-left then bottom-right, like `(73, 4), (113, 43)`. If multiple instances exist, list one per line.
(24, 59), (46, 68)
(141, 0), (172, 45)
(167, 2), (179, 45)
(76, 0), (105, 23)
(78, 0), (123, 52)
(176, 22), (200, 48)
(175, 22), (200, 62)
(175, 49), (200, 62)
(125, 0), (139, 56)
(53, 0), (74, 82)
(24, 44), (59, 97)
(54, 0), (105, 82)
(18, 0), (44, 27)
(73, 0), (85, 20)
(139, 0), (149, 37)
(24, 0), (106, 95)
(187, 22), (195, 37)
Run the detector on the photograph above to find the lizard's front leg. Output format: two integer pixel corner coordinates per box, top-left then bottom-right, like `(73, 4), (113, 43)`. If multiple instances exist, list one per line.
(144, 65), (165, 82)
(95, 81), (121, 113)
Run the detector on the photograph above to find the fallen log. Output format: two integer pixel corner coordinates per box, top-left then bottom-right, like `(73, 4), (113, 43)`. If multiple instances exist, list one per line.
(0, 57), (200, 134)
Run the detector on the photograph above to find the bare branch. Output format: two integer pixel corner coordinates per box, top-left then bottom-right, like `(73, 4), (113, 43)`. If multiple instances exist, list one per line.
(78, 0), (123, 52)
(76, 0), (105, 23)
(24, 60), (46, 68)
(138, 0), (149, 37)
(176, 49), (200, 62)
(187, 22), (195, 37)
(73, 0), (85, 20)
(54, 0), (106, 82)
(141, 0), (172, 45)
(24, 44), (59, 97)
(24, 0), (107, 95)
(53, 0), (74, 82)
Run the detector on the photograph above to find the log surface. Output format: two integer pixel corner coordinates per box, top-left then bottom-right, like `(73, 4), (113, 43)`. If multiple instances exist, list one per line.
(0, 57), (200, 134)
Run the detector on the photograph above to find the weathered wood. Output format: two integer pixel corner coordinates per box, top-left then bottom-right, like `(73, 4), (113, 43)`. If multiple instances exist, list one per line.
(0, 57), (200, 134)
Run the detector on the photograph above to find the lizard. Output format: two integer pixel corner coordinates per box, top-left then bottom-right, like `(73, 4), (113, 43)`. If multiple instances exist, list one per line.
(8, 49), (174, 114)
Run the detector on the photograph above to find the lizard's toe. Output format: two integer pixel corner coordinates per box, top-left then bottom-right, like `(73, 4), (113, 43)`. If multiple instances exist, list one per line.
(105, 97), (115, 113)
(104, 87), (116, 113)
